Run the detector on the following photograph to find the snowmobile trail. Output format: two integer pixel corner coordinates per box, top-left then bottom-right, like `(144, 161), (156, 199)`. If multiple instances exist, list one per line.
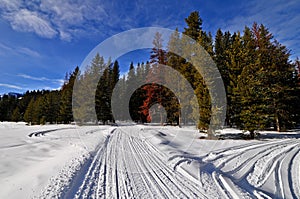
(65, 127), (208, 199)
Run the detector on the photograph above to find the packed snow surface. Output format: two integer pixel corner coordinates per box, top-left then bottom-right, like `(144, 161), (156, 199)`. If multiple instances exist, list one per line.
(0, 122), (300, 198)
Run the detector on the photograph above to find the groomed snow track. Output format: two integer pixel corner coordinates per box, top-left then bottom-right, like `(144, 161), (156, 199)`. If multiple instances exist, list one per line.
(63, 127), (208, 199)
(60, 126), (300, 199)
(201, 137), (300, 198)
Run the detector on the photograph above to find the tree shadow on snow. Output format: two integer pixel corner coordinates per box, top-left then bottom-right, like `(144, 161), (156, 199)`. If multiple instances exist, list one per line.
(216, 132), (300, 140)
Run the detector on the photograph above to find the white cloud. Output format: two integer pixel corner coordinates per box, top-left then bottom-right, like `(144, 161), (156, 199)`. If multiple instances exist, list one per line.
(0, 0), (21, 11)
(39, 0), (108, 40)
(0, 83), (22, 90)
(17, 47), (41, 57)
(59, 30), (72, 42)
(17, 74), (63, 85)
(0, 42), (41, 58)
(5, 9), (57, 38)
(40, 0), (85, 25)
(0, 0), (108, 41)
(0, 42), (13, 55)
(18, 74), (48, 81)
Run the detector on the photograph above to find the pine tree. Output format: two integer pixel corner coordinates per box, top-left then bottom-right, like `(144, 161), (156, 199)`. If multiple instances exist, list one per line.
(34, 93), (47, 124)
(110, 60), (120, 123)
(59, 67), (79, 123)
(24, 98), (35, 124)
(135, 62), (148, 122)
(73, 53), (106, 124)
(166, 28), (183, 125)
(127, 62), (140, 122)
(111, 61), (120, 89)
(214, 29), (232, 126)
(269, 41), (296, 131)
(183, 11), (202, 41)
(95, 58), (117, 124)
(0, 94), (18, 121)
(238, 23), (296, 137)
(45, 91), (60, 124)
(112, 74), (127, 121)
(292, 58), (300, 125)
(17, 91), (36, 121)
(166, 28), (198, 126)
(182, 11), (212, 130)
(296, 58), (300, 81)
(226, 31), (246, 127)
(198, 31), (214, 56)
(11, 106), (21, 122)
(136, 62), (145, 86)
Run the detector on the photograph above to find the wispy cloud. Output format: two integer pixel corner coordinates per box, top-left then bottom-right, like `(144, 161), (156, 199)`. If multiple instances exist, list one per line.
(0, 42), (41, 57)
(17, 73), (63, 85)
(17, 47), (41, 57)
(0, 0), (187, 41)
(18, 74), (48, 81)
(0, 42), (13, 56)
(0, 0), (108, 41)
(0, 0), (21, 11)
(0, 83), (22, 90)
(5, 9), (57, 38)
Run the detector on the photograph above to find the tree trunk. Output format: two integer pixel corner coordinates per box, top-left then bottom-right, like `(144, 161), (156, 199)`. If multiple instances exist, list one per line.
(207, 129), (217, 140)
(274, 101), (281, 132)
(276, 116), (281, 132)
(250, 130), (255, 139)
(178, 111), (182, 127)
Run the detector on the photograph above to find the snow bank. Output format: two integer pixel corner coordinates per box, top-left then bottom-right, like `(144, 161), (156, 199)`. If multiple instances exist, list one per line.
(0, 123), (111, 198)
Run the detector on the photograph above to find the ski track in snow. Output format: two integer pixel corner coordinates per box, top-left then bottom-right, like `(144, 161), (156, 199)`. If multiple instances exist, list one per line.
(28, 127), (76, 137)
(38, 126), (300, 199)
(199, 136), (300, 198)
(64, 127), (208, 199)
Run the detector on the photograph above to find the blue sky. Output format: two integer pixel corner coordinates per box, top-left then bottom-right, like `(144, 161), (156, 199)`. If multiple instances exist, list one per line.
(0, 0), (299, 94)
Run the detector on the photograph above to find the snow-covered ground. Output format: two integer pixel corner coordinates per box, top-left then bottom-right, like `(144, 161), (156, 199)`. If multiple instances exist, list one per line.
(1, 122), (300, 198)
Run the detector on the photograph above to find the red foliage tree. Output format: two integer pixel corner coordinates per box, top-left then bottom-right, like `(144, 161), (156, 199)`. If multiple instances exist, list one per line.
(140, 32), (167, 123)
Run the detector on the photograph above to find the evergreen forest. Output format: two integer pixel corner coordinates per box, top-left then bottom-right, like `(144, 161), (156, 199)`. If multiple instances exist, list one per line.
(1, 11), (300, 137)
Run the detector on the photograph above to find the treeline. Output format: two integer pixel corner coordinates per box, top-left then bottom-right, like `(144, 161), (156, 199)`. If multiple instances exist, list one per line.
(1, 11), (300, 136)
(0, 67), (79, 124)
(74, 11), (300, 136)
(213, 22), (300, 134)
(72, 55), (121, 124)
(173, 11), (300, 134)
